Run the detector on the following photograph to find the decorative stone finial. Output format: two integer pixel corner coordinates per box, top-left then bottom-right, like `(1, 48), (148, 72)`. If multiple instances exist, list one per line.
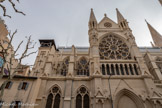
(104, 13), (107, 17)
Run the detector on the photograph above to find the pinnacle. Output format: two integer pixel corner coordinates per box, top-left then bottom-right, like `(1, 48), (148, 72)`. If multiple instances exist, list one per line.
(89, 8), (97, 22)
(116, 8), (125, 23)
(146, 21), (162, 47)
(104, 13), (107, 17)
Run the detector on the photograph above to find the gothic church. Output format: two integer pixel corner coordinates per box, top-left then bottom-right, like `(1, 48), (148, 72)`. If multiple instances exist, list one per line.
(0, 8), (162, 108)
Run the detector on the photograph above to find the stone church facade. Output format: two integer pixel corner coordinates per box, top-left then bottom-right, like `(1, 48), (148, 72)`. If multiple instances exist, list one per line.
(0, 8), (162, 108)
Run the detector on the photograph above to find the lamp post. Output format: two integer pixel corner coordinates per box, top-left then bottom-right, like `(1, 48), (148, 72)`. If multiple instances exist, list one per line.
(108, 73), (113, 108)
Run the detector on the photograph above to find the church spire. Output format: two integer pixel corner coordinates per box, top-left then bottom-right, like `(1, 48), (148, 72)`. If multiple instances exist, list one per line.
(116, 8), (125, 23)
(116, 8), (129, 30)
(89, 8), (97, 29)
(146, 20), (162, 47)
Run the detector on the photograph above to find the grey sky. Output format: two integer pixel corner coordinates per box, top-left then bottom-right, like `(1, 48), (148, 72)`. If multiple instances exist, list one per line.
(1, 0), (162, 65)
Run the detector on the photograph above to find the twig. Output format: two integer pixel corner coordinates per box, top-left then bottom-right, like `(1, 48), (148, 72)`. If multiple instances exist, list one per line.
(0, 4), (11, 18)
(0, 0), (25, 18)
(8, 0), (25, 16)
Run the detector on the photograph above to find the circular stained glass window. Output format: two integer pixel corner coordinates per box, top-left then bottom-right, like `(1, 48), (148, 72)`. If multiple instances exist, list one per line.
(99, 34), (131, 60)
(104, 22), (112, 28)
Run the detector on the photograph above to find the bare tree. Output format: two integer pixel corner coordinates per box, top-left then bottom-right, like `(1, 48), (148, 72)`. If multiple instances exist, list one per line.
(0, 0), (25, 18)
(0, 30), (37, 100)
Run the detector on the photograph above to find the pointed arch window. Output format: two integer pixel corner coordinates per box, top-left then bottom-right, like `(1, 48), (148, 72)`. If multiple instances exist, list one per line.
(129, 64), (134, 75)
(53, 94), (61, 108)
(120, 64), (124, 75)
(77, 57), (89, 76)
(99, 34), (131, 60)
(60, 57), (69, 76)
(101, 64), (105, 75)
(125, 64), (129, 75)
(111, 64), (115, 75)
(76, 94), (82, 108)
(76, 87), (89, 108)
(45, 86), (61, 108)
(134, 64), (138, 75)
(106, 64), (110, 75)
(115, 64), (120, 75)
(46, 93), (53, 108)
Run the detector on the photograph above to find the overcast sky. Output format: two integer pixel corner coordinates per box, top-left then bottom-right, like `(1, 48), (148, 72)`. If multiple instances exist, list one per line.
(1, 0), (162, 65)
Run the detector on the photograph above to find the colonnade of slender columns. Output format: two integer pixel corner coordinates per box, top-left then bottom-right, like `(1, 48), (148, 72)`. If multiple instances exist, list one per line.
(101, 63), (139, 75)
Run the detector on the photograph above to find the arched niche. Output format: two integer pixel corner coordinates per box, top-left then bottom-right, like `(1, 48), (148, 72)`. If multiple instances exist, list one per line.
(114, 89), (144, 108)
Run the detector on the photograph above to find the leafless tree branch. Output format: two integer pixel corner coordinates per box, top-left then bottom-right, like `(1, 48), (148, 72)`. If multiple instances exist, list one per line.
(8, 29), (17, 45)
(14, 40), (23, 55)
(0, 0), (25, 18)
(8, 0), (25, 16)
(0, 30), (37, 100)
(0, 4), (11, 18)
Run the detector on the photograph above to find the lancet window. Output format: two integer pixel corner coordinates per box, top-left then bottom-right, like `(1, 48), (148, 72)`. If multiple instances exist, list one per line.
(60, 57), (69, 76)
(76, 86), (89, 108)
(99, 34), (131, 60)
(45, 86), (61, 108)
(77, 57), (89, 76)
(101, 63), (139, 75)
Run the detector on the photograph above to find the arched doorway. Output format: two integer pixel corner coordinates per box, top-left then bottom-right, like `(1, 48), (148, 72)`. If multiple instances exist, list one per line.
(114, 89), (144, 108)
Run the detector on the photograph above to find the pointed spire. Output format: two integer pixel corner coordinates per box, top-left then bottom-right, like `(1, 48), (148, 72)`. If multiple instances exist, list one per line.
(146, 20), (162, 47)
(116, 8), (129, 30)
(89, 8), (97, 22)
(116, 8), (125, 23)
(89, 8), (97, 29)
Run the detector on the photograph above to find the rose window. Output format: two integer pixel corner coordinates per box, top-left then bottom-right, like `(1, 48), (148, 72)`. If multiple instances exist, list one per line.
(104, 22), (112, 28)
(99, 34), (131, 60)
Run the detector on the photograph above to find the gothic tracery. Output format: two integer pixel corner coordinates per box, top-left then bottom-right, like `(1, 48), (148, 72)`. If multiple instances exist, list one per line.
(46, 86), (61, 108)
(76, 86), (90, 108)
(99, 34), (131, 60)
(60, 57), (69, 76)
(77, 57), (89, 76)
